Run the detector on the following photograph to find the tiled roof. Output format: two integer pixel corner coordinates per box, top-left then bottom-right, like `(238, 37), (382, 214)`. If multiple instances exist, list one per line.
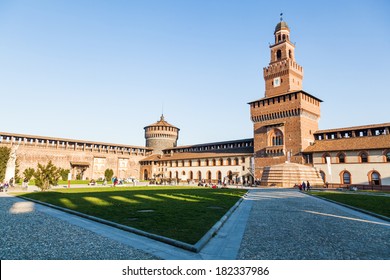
(315, 122), (390, 134)
(144, 114), (179, 129)
(304, 134), (390, 153)
(165, 138), (254, 151)
(140, 151), (253, 162)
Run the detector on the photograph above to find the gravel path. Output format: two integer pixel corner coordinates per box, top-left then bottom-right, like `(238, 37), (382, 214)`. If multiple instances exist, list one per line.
(0, 195), (158, 260)
(237, 189), (390, 259)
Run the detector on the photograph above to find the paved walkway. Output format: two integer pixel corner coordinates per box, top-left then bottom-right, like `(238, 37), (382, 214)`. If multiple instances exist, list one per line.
(1, 189), (389, 259)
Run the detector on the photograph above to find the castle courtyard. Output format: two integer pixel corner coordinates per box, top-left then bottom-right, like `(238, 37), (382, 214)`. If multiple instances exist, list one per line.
(1, 188), (389, 260)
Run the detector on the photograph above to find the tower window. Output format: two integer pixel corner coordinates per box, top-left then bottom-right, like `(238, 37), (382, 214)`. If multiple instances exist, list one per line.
(276, 49), (282, 60)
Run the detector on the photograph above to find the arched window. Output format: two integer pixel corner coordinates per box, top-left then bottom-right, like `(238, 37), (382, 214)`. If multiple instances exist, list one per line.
(197, 160), (201, 166)
(234, 158), (239, 165)
(282, 34), (286, 41)
(189, 171), (193, 180)
(207, 171), (212, 181)
(288, 49), (292, 59)
(322, 153), (331, 164)
(385, 151), (390, 162)
(169, 171), (172, 179)
(359, 152), (369, 163)
(276, 49), (282, 60)
(175, 171), (179, 179)
(227, 158), (232, 165)
(268, 128), (284, 146)
(320, 171), (326, 183)
(341, 171), (351, 184)
(369, 171), (381, 185)
(337, 152), (346, 163)
(212, 159), (216, 166)
(205, 159), (210, 166)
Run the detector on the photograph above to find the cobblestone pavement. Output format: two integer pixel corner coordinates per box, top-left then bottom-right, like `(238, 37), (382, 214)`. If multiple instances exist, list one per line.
(0, 195), (158, 260)
(237, 189), (390, 260)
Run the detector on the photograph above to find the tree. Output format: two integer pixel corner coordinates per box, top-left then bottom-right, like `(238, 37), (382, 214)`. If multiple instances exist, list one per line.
(34, 161), (60, 191)
(58, 168), (70, 181)
(104, 168), (114, 181)
(23, 167), (35, 181)
(0, 147), (11, 182)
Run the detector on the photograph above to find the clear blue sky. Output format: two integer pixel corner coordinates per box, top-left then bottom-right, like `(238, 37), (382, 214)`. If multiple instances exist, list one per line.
(1, 0), (389, 147)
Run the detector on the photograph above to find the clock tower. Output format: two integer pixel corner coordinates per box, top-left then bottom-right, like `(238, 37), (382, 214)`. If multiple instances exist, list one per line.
(264, 20), (303, 97)
(249, 18), (322, 180)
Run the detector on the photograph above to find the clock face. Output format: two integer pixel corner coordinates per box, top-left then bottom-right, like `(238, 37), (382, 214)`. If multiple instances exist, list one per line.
(273, 77), (280, 87)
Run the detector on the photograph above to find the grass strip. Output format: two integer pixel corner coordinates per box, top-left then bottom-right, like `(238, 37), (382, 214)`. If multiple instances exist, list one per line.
(17, 186), (246, 244)
(310, 191), (390, 218)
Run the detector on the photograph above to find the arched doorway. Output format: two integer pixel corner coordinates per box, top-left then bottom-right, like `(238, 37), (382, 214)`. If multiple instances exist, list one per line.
(197, 171), (202, 182)
(143, 169), (148, 180)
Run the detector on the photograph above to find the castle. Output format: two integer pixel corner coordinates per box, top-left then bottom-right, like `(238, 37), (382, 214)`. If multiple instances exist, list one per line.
(1, 19), (389, 187)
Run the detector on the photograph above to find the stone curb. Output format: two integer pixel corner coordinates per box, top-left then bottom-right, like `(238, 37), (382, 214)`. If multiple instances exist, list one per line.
(14, 190), (247, 253)
(193, 193), (246, 252)
(301, 191), (390, 223)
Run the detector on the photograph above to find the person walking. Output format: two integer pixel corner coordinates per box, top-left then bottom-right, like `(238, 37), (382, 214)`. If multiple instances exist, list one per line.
(307, 181), (311, 191)
(302, 181), (307, 191)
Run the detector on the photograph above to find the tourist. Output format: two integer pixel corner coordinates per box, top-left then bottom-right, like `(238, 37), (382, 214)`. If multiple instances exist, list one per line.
(302, 181), (306, 191)
(23, 178), (29, 190)
(307, 181), (311, 191)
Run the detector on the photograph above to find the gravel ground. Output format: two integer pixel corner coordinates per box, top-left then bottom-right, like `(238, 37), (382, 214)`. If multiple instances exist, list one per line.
(237, 189), (390, 260)
(0, 195), (159, 260)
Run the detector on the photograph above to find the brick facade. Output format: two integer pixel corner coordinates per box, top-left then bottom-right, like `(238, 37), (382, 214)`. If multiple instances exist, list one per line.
(0, 132), (152, 180)
(249, 20), (322, 179)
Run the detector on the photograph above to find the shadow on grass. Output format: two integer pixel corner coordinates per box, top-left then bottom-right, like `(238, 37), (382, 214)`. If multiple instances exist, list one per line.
(17, 186), (246, 244)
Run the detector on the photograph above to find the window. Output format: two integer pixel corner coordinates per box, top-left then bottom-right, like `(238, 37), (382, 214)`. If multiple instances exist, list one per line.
(322, 153), (331, 164)
(385, 151), (390, 162)
(370, 171), (381, 185)
(320, 171), (326, 183)
(341, 171), (351, 184)
(359, 152), (369, 163)
(337, 153), (346, 163)
(269, 128), (284, 146)
(276, 49), (282, 60)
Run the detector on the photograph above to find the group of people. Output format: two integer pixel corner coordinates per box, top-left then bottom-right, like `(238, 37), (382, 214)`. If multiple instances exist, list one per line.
(0, 181), (10, 192)
(296, 181), (311, 191)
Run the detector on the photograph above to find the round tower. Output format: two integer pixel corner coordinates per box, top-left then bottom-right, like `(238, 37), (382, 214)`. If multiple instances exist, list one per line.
(144, 115), (180, 154)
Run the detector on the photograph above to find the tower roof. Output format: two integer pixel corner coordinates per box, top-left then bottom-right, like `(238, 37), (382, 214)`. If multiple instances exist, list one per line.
(274, 21), (290, 34)
(144, 114), (179, 130)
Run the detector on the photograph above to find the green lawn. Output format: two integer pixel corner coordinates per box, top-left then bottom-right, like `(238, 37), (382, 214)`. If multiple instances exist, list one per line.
(309, 191), (390, 218)
(17, 186), (246, 244)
